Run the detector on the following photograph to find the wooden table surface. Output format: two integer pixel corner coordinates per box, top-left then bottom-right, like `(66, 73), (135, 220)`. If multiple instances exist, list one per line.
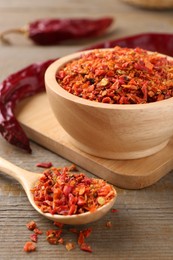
(0, 1), (173, 259)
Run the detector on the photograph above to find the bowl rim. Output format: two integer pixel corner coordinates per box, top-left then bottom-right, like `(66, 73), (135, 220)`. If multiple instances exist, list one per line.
(45, 48), (173, 110)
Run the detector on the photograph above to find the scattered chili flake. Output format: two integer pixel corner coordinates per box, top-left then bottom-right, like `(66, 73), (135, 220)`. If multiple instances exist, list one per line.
(82, 227), (92, 238)
(58, 237), (64, 244)
(24, 220), (95, 253)
(54, 221), (64, 228)
(69, 228), (79, 234)
(30, 233), (38, 242)
(105, 221), (112, 228)
(34, 228), (43, 235)
(57, 46), (173, 104)
(65, 242), (75, 251)
(26, 221), (37, 231)
(23, 241), (36, 252)
(46, 236), (58, 245)
(78, 231), (85, 245)
(80, 242), (92, 253)
(73, 228), (93, 252)
(31, 166), (115, 215)
(36, 162), (53, 168)
(111, 208), (118, 213)
(46, 229), (63, 245)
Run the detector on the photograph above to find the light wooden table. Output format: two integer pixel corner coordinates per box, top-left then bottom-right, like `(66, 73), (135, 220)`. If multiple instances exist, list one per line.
(0, 1), (173, 259)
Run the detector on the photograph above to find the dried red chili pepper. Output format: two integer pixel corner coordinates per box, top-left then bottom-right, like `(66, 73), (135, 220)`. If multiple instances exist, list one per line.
(31, 166), (115, 215)
(0, 17), (113, 45)
(0, 59), (55, 153)
(84, 33), (173, 57)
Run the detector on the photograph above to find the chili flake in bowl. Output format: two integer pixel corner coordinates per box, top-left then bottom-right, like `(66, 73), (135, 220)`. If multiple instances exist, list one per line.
(45, 46), (173, 159)
(57, 46), (173, 104)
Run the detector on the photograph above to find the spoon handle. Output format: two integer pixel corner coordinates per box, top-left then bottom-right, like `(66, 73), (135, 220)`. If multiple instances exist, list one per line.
(0, 157), (37, 186)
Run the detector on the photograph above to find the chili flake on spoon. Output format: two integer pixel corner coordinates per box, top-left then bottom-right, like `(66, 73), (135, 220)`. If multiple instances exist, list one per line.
(31, 166), (115, 215)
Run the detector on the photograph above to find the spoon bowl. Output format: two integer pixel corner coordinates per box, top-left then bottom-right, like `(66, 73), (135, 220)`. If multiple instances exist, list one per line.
(0, 157), (116, 225)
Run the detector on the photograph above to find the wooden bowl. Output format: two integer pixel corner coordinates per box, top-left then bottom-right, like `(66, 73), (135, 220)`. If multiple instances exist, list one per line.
(122, 0), (173, 9)
(45, 49), (173, 160)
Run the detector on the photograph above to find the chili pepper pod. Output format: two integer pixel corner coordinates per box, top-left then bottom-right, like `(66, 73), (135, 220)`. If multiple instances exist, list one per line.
(84, 33), (173, 57)
(0, 59), (55, 153)
(0, 17), (113, 45)
(0, 99), (32, 153)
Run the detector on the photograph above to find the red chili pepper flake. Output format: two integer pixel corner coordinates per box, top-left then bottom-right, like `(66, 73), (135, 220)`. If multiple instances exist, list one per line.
(24, 220), (95, 253)
(72, 227), (93, 252)
(58, 237), (64, 244)
(36, 162), (53, 168)
(31, 166), (115, 215)
(30, 233), (38, 243)
(111, 208), (118, 213)
(57, 46), (173, 104)
(80, 242), (92, 253)
(69, 228), (79, 234)
(78, 231), (85, 245)
(46, 229), (63, 245)
(67, 164), (78, 172)
(23, 241), (36, 252)
(26, 220), (37, 231)
(34, 228), (43, 235)
(82, 227), (92, 238)
(65, 242), (75, 251)
(105, 220), (112, 228)
(53, 221), (64, 228)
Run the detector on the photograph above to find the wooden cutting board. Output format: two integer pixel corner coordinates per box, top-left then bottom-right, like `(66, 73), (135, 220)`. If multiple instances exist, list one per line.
(16, 92), (173, 190)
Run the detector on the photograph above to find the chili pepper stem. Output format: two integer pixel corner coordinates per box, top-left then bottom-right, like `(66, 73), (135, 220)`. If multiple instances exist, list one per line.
(0, 26), (28, 43)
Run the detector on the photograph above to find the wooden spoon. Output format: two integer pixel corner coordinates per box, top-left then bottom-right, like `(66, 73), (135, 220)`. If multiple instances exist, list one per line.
(0, 157), (116, 225)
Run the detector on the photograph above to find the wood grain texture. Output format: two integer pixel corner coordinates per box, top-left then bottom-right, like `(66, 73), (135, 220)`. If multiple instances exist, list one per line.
(0, 0), (173, 259)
